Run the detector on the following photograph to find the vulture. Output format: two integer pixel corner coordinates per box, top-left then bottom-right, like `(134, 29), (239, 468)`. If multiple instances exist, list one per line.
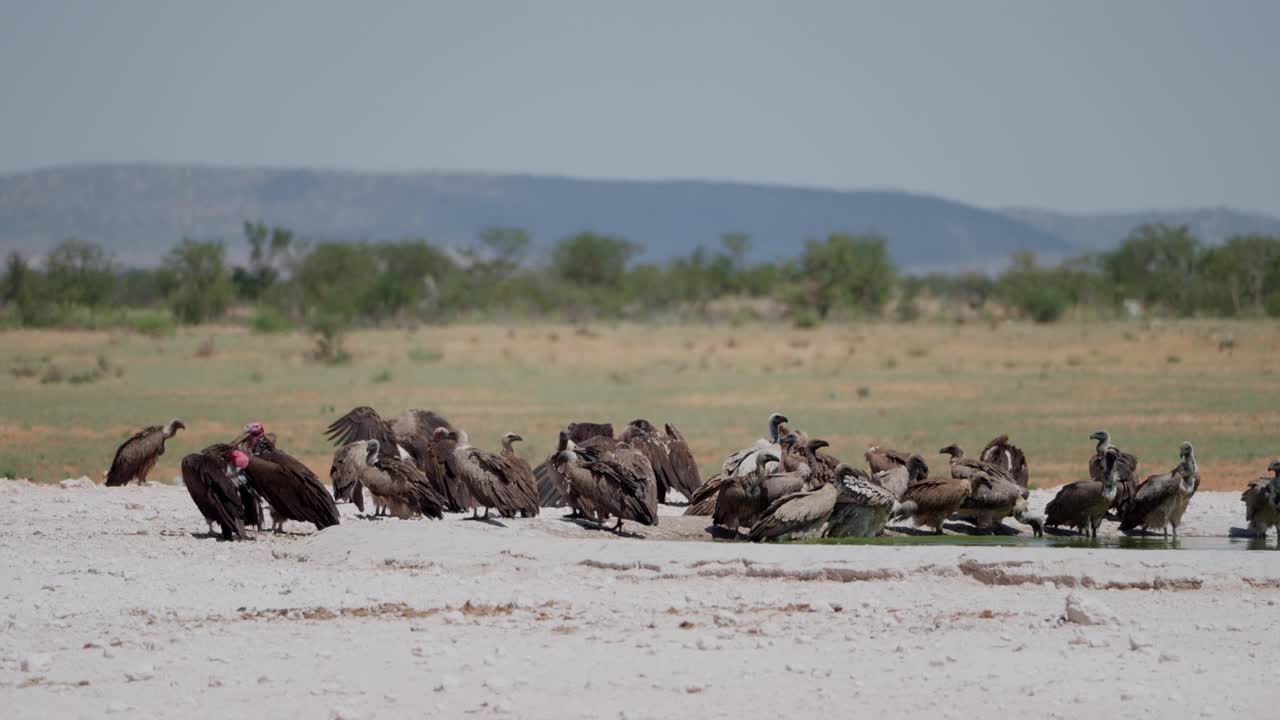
(499, 432), (540, 517)
(873, 453), (929, 501)
(825, 463), (898, 538)
(720, 412), (790, 478)
(426, 427), (472, 513)
(865, 445), (914, 475)
(533, 422), (614, 508)
(233, 428), (340, 532)
(179, 443), (248, 540)
(619, 419), (701, 504)
(105, 419), (186, 486)
(939, 444), (1017, 486)
(448, 430), (535, 519)
(1045, 447), (1120, 538)
(979, 434), (1030, 496)
(1088, 430), (1139, 516)
(748, 482), (838, 543)
(1119, 442), (1200, 539)
(552, 434), (658, 533)
(334, 439), (445, 519)
(712, 452), (778, 535)
(324, 406), (452, 470)
(329, 443), (366, 513)
(684, 475), (726, 517)
(1241, 460), (1280, 539)
(954, 468), (1044, 535)
(891, 474), (992, 535)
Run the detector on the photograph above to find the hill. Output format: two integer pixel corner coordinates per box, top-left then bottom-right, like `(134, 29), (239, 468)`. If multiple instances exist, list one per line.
(1002, 207), (1280, 251)
(0, 164), (1069, 270)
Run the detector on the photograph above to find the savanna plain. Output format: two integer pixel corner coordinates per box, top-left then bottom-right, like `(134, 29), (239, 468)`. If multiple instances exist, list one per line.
(2, 321), (1278, 719)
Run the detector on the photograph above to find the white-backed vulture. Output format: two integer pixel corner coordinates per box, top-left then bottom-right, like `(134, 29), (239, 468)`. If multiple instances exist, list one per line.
(449, 430), (533, 519)
(105, 419), (186, 486)
(1242, 460), (1280, 539)
(427, 427), (472, 513)
(1119, 442), (1200, 539)
(720, 412), (789, 478)
(891, 474), (992, 535)
(552, 437), (658, 533)
(533, 422), (614, 507)
(499, 433), (540, 517)
(342, 439), (445, 519)
(955, 462), (1044, 536)
(711, 452), (777, 534)
(620, 419), (701, 503)
(748, 482), (838, 543)
(873, 453), (929, 501)
(980, 434), (1030, 497)
(825, 463), (898, 538)
(324, 406), (452, 469)
(233, 429), (340, 533)
(683, 473), (725, 516)
(1088, 430), (1139, 516)
(1045, 448), (1120, 538)
(939, 444), (1017, 486)
(329, 443), (366, 513)
(180, 443), (247, 540)
(865, 445), (914, 475)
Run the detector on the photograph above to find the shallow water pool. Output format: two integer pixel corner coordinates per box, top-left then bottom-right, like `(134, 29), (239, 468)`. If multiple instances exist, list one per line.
(803, 534), (1279, 551)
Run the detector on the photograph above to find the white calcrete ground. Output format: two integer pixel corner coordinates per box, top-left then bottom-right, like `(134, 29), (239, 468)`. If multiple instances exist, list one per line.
(1, 480), (1276, 719)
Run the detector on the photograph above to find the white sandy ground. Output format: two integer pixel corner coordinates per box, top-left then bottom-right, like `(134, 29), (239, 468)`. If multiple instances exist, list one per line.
(1, 479), (1277, 720)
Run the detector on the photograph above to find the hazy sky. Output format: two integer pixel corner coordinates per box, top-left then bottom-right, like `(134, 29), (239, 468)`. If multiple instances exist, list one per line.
(2, 1), (1278, 214)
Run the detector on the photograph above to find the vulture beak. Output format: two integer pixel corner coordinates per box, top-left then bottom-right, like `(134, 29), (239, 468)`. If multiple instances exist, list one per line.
(809, 439), (830, 450)
(1089, 431), (1107, 442)
(509, 434), (523, 443)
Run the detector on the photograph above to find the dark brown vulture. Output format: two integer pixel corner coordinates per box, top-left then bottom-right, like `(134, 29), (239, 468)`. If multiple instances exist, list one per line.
(232, 430), (340, 533)
(620, 419), (701, 504)
(748, 483), (837, 543)
(826, 463), (898, 538)
(499, 433), (540, 517)
(533, 422), (615, 508)
(939, 444), (1017, 485)
(332, 440), (445, 519)
(1088, 430), (1140, 516)
(1242, 460), (1280, 539)
(683, 475), (725, 517)
(890, 474), (992, 535)
(446, 430), (531, 519)
(105, 419), (186, 486)
(1045, 448), (1119, 537)
(427, 427), (472, 513)
(865, 445), (913, 475)
(1119, 442), (1199, 539)
(873, 453), (929, 501)
(979, 434), (1030, 496)
(180, 443), (247, 540)
(712, 452), (777, 534)
(552, 435), (658, 533)
(324, 406), (452, 470)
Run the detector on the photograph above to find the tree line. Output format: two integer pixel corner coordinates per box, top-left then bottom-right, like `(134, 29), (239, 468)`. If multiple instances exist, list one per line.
(2, 221), (1279, 337)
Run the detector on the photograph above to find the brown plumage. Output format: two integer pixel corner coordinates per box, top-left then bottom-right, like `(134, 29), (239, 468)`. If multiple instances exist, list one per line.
(891, 474), (992, 534)
(1088, 430), (1140, 516)
(979, 434), (1030, 497)
(1119, 442), (1200, 539)
(533, 421), (614, 507)
(499, 433), (540, 517)
(329, 443), (366, 513)
(448, 430), (532, 519)
(956, 464), (1043, 536)
(324, 406), (452, 470)
(427, 427), (472, 513)
(865, 445), (913, 475)
(105, 419), (185, 486)
(553, 436), (658, 533)
(1045, 448), (1119, 537)
(1242, 460), (1280, 539)
(873, 453), (929, 501)
(826, 463), (898, 538)
(683, 472), (726, 516)
(180, 443), (247, 540)
(233, 433), (340, 533)
(749, 482), (838, 542)
(333, 440), (444, 519)
(620, 419), (702, 504)
(720, 412), (789, 479)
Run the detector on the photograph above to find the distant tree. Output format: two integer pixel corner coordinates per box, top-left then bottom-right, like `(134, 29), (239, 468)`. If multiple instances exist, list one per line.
(477, 227), (530, 278)
(296, 242), (378, 320)
(235, 221), (295, 301)
(44, 239), (115, 307)
(795, 232), (896, 318)
(1199, 234), (1280, 315)
(721, 233), (751, 270)
(1102, 224), (1201, 315)
(2, 252), (46, 325)
(552, 232), (639, 288)
(164, 240), (233, 323)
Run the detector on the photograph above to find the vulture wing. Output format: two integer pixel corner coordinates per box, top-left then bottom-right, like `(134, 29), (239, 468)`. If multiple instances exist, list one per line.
(980, 435), (1029, 495)
(470, 449), (538, 517)
(684, 473), (726, 516)
(865, 446), (912, 475)
(1044, 480), (1102, 529)
(324, 407), (396, 449)
(245, 451), (341, 530)
(181, 450), (245, 540)
(662, 424), (704, 501)
(105, 426), (165, 486)
(584, 455), (658, 526)
(902, 478), (971, 516)
(1118, 471), (1175, 531)
(376, 456), (446, 519)
(748, 484), (838, 542)
(567, 422), (614, 443)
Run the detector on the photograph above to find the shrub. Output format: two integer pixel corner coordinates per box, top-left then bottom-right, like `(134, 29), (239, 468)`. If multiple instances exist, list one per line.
(792, 308), (820, 329)
(250, 307), (293, 333)
(122, 308), (176, 338)
(408, 346), (443, 364)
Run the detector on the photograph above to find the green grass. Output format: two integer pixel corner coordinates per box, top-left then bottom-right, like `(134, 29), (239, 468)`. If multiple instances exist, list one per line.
(0, 320), (1276, 488)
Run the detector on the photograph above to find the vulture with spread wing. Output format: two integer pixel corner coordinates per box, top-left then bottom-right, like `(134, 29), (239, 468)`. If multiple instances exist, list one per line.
(105, 419), (186, 486)
(620, 419), (701, 504)
(324, 406), (452, 469)
(979, 434), (1029, 496)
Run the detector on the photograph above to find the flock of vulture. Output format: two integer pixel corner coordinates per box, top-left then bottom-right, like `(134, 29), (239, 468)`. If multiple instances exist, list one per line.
(101, 410), (1280, 544)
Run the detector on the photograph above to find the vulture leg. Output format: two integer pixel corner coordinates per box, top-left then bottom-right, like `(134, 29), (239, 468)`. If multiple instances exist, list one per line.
(613, 518), (625, 534)
(483, 508), (490, 519)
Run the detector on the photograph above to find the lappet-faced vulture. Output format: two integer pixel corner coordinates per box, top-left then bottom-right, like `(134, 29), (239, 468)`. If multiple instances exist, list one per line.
(619, 419), (701, 504)
(105, 419), (186, 486)
(864, 445), (914, 476)
(324, 406), (452, 469)
(826, 463), (898, 538)
(446, 430), (534, 519)
(335, 439), (445, 519)
(232, 427), (340, 533)
(891, 473), (992, 535)
(979, 434), (1030, 497)
(873, 453), (929, 501)
(1241, 460), (1280, 539)
(748, 482), (837, 543)
(1045, 448), (1119, 538)
(499, 433), (540, 517)
(533, 422), (615, 508)
(180, 443), (248, 540)
(1119, 442), (1200, 539)
(1088, 431), (1139, 516)
(552, 436), (658, 533)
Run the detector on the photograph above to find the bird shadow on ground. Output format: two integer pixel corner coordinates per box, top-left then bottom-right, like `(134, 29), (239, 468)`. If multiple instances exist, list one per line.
(1042, 527), (1088, 538)
(1228, 526), (1261, 538)
(188, 532), (258, 542)
(702, 525), (744, 541)
(462, 516), (508, 528)
(556, 515), (645, 539)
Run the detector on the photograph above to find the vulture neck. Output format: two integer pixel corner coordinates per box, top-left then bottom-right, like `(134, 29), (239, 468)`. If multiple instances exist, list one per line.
(163, 422), (181, 438)
(1095, 435), (1112, 454)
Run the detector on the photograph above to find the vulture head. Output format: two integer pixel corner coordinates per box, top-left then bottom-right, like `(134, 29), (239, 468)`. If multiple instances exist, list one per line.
(1178, 441), (1198, 481)
(432, 426), (451, 441)
(1089, 430), (1111, 449)
(806, 438), (830, 452)
(1268, 459), (1280, 476)
(229, 449), (250, 471)
(365, 439), (381, 465)
(165, 418), (187, 437)
(502, 432), (524, 444)
(938, 444), (965, 460)
(779, 431), (802, 451)
(556, 430), (570, 452)
(767, 413), (790, 442)
(905, 454), (929, 481)
(628, 419), (657, 433)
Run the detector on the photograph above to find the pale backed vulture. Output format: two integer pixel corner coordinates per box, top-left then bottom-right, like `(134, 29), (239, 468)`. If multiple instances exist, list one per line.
(1242, 460), (1280, 539)
(105, 419), (185, 486)
(825, 463), (898, 538)
(1045, 447), (1119, 538)
(1119, 442), (1199, 539)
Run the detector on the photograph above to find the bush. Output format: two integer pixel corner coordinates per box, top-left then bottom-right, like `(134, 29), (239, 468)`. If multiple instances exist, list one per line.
(792, 308), (820, 329)
(1017, 286), (1069, 323)
(408, 346), (443, 364)
(250, 307), (293, 333)
(121, 308), (176, 338)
